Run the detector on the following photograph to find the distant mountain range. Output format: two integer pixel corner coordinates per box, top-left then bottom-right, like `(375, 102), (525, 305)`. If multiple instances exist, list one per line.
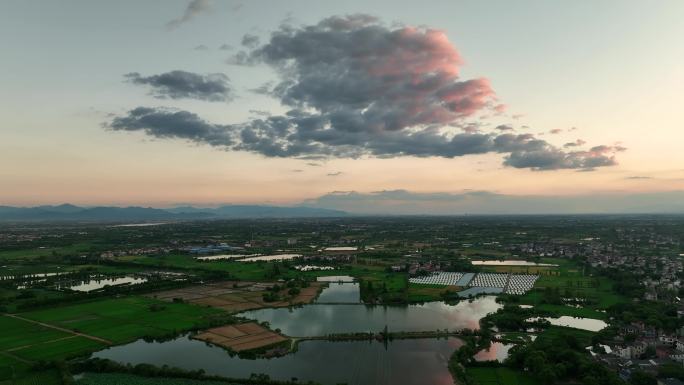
(0, 204), (348, 222)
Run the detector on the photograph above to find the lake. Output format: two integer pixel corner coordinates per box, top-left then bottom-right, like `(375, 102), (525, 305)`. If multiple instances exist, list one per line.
(92, 336), (461, 385)
(237, 296), (502, 336)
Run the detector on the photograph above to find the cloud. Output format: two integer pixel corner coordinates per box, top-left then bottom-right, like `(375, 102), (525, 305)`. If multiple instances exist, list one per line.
(303, 189), (684, 215)
(109, 15), (623, 171)
(166, 0), (212, 30)
(125, 71), (233, 102)
(495, 124), (514, 131)
(193, 44), (209, 51)
(219, 43), (233, 51)
(548, 128), (563, 134)
(563, 139), (586, 148)
(241, 34), (260, 48)
(625, 176), (652, 180)
(327, 171), (343, 176)
(106, 107), (234, 147)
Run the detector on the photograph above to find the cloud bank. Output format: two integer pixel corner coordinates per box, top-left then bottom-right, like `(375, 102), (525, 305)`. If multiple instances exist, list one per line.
(125, 71), (232, 102)
(304, 189), (684, 215)
(109, 14), (623, 171)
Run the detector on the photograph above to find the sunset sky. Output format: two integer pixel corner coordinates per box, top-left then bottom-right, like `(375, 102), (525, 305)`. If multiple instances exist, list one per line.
(2, 0), (683, 213)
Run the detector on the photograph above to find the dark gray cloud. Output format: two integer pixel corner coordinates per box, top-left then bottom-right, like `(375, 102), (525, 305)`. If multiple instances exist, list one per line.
(107, 107), (625, 171)
(125, 71), (232, 102)
(166, 0), (212, 30)
(110, 15), (623, 171)
(495, 124), (514, 131)
(106, 107), (234, 147)
(241, 34), (260, 48)
(304, 189), (684, 215)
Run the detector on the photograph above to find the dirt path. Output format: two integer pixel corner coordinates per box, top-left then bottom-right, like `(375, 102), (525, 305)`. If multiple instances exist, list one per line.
(6, 335), (78, 352)
(5, 313), (113, 345)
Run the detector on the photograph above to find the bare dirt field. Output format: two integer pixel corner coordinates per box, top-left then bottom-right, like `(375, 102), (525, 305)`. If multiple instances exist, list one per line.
(145, 281), (322, 313)
(192, 322), (288, 352)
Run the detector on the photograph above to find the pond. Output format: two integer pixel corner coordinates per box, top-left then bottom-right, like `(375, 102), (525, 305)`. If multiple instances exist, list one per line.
(238, 254), (302, 262)
(473, 341), (516, 362)
(316, 282), (360, 303)
(237, 296), (502, 336)
(195, 254), (258, 261)
(92, 336), (461, 385)
(528, 316), (608, 332)
(471, 260), (558, 266)
(59, 276), (148, 292)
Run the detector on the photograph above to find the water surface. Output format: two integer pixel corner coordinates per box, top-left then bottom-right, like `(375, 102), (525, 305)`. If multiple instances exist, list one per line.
(528, 316), (607, 332)
(471, 260), (558, 266)
(316, 282), (360, 303)
(60, 276), (147, 292)
(238, 296), (501, 336)
(239, 254), (302, 262)
(92, 336), (461, 385)
(473, 341), (515, 362)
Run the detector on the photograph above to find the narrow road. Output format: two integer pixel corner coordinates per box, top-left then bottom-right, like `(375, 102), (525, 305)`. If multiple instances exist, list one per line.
(4, 313), (113, 345)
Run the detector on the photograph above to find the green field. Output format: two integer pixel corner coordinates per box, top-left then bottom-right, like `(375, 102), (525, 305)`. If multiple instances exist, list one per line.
(0, 316), (71, 350)
(0, 296), (225, 375)
(18, 297), (222, 345)
(468, 367), (540, 385)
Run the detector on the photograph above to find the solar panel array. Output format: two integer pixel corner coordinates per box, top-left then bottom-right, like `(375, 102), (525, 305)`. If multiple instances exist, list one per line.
(408, 272), (464, 286)
(410, 271), (539, 295)
(504, 274), (538, 295)
(468, 273), (508, 288)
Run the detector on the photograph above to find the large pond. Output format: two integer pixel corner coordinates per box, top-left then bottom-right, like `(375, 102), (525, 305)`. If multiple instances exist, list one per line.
(471, 260), (558, 266)
(316, 282), (361, 303)
(238, 296), (502, 336)
(528, 316), (608, 332)
(92, 336), (461, 385)
(58, 276), (148, 292)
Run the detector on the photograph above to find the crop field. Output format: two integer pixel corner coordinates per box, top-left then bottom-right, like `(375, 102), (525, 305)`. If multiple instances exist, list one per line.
(146, 281), (322, 313)
(193, 322), (287, 351)
(0, 296), (223, 366)
(468, 367), (540, 385)
(118, 254), (276, 280)
(0, 315), (71, 350)
(13, 336), (106, 362)
(407, 283), (456, 302)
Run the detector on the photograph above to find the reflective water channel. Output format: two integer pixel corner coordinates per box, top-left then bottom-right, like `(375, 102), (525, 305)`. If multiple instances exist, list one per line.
(237, 296), (502, 336)
(92, 336), (462, 385)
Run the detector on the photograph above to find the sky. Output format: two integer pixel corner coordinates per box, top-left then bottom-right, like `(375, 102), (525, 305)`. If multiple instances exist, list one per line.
(1, 0), (683, 214)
